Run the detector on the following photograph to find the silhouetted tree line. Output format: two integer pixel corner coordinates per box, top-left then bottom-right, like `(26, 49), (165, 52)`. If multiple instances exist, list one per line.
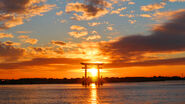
(0, 76), (184, 85)
(103, 76), (184, 83)
(0, 78), (82, 84)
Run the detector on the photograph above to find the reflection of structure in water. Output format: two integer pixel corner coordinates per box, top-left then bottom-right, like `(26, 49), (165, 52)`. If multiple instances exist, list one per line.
(81, 63), (104, 86)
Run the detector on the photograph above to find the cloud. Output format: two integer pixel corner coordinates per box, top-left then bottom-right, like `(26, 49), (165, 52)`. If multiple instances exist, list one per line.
(104, 57), (185, 68)
(65, 0), (111, 20)
(68, 31), (88, 38)
(100, 10), (185, 67)
(70, 25), (87, 31)
(27, 46), (64, 57)
(111, 7), (126, 14)
(51, 40), (66, 46)
(60, 19), (67, 23)
(0, 58), (87, 70)
(140, 14), (152, 18)
(88, 22), (101, 26)
(91, 30), (98, 34)
(18, 35), (38, 44)
(168, 0), (185, 2)
(152, 9), (185, 20)
(119, 14), (135, 18)
(86, 35), (101, 40)
(0, 33), (14, 38)
(0, 41), (25, 61)
(106, 26), (113, 31)
(0, 0), (55, 30)
(3, 41), (20, 46)
(15, 31), (32, 34)
(141, 2), (166, 11)
(69, 25), (88, 38)
(128, 2), (135, 5)
(128, 20), (136, 24)
(56, 10), (63, 16)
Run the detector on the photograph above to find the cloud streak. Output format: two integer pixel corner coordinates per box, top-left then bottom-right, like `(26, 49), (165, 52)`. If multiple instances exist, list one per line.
(141, 2), (166, 11)
(104, 57), (185, 68)
(18, 35), (38, 44)
(0, 33), (14, 38)
(0, 58), (87, 70)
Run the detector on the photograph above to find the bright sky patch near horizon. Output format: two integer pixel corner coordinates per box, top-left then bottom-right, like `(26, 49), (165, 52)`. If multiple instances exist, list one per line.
(0, 0), (185, 79)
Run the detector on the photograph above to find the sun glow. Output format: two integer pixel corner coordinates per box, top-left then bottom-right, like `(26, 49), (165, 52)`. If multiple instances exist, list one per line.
(88, 68), (98, 77)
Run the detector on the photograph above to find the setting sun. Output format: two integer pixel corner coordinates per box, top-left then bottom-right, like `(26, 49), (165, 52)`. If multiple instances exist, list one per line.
(88, 68), (98, 77)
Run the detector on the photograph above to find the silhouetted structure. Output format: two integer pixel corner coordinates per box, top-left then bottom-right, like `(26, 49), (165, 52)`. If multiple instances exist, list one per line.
(0, 76), (184, 85)
(81, 63), (103, 86)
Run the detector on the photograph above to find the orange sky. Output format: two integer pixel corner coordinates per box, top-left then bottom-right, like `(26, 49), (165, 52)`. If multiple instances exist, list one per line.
(0, 0), (185, 79)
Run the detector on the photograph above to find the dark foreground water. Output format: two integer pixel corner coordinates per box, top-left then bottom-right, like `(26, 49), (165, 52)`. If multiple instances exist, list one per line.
(0, 81), (185, 104)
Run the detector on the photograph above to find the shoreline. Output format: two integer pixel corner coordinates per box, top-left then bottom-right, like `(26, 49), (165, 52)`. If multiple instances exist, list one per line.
(0, 76), (184, 85)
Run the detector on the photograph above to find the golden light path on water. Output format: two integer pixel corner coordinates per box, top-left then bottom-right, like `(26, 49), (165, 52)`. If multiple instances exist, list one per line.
(90, 83), (100, 104)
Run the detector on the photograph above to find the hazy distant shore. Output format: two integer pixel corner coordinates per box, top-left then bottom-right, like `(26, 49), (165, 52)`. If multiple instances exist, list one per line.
(0, 76), (184, 85)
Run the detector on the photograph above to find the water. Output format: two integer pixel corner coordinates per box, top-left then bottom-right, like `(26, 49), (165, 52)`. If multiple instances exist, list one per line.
(0, 81), (185, 104)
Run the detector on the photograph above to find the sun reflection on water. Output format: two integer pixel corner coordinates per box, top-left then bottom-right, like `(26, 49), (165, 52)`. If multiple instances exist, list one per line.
(90, 83), (99, 104)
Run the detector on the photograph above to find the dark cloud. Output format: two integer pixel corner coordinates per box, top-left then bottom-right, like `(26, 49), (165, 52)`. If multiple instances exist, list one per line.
(0, 58), (87, 70)
(0, 0), (32, 13)
(51, 40), (66, 46)
(84, 0), (111, 14)
(0, 42), (25, 61)
(100, 10), (185, 66)
(66, 0), (111, 20)
(104, 57), (185, 68)
(0, 0), (55, 30)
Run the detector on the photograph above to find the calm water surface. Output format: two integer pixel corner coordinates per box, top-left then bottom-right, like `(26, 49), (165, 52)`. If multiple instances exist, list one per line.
(0, 81), (185, 104)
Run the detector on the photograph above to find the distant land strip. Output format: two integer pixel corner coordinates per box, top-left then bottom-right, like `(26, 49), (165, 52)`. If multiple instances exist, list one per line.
(0, 76), (185, 85)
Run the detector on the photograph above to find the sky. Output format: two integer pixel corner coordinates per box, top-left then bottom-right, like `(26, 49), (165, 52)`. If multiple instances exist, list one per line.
(0, 0), (185, 79)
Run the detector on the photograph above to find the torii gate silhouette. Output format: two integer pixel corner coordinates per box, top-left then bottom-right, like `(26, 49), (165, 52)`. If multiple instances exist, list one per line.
(81, 63), (103, 86)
